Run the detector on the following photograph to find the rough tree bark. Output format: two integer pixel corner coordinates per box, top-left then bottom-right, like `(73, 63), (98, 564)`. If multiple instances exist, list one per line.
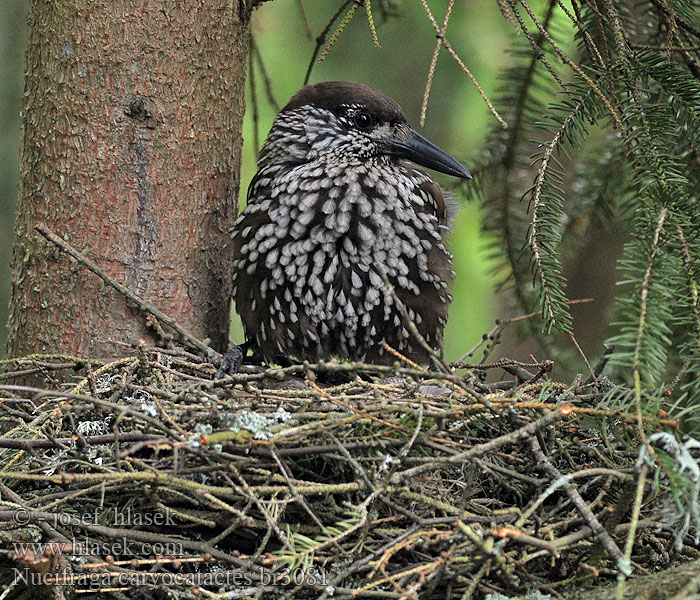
(6, 0), (251, 360)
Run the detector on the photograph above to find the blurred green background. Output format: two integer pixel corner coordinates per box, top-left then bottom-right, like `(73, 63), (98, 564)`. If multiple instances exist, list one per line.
(0, 1), (511, 361)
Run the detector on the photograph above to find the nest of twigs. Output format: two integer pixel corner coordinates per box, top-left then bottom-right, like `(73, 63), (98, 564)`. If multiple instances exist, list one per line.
(0, 345), (698, 600)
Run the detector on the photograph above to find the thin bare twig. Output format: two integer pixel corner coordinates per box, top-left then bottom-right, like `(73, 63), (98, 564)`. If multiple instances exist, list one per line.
(34, 223), (219, 360)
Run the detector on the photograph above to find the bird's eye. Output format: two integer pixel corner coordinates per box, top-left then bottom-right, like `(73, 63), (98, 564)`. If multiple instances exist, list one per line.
(353, 111), (374, 129)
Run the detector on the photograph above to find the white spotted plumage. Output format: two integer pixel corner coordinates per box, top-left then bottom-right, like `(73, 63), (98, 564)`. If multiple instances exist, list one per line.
(231, 82), (468, 365)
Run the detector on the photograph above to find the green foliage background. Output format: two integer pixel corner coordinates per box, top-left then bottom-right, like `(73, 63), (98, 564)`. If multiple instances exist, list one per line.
(0, 1), (508, 361)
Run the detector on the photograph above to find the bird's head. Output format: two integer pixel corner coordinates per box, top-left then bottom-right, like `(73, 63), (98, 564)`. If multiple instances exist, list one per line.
(259, 81), (471, 179)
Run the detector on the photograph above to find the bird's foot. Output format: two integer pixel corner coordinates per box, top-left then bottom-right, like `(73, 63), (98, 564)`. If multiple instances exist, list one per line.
(216, 346), (244, 378)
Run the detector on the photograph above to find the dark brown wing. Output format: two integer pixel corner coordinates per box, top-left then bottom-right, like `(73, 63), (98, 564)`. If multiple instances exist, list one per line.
(405, 170), (454, 356)
(230, 175), (268, 350)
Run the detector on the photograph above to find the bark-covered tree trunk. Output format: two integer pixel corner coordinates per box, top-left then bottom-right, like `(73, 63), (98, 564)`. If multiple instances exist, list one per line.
(6, 0), (250, 360)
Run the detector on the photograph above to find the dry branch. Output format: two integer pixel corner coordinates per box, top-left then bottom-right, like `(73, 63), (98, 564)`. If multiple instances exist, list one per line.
(0, 343), (692, 600)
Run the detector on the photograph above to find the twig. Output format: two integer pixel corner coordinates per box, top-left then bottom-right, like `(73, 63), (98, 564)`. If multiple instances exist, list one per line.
(303, 0), (355, 85)
(615, 463), (649, 598)
(529, 436), (630, 574)
(0, 431), (165, 450)
(35, 223), (219, 360)
(454, 299), (593, 364)
(390, 407), (568, 484)
(419, 0), (506, 127)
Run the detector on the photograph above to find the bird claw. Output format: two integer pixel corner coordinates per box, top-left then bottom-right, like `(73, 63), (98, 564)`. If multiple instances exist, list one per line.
(216, 346), (244, 378)
(429, 361), (443, 373)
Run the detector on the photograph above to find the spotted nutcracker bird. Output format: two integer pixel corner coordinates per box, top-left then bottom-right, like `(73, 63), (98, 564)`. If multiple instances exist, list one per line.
(231, 81), (471, 365)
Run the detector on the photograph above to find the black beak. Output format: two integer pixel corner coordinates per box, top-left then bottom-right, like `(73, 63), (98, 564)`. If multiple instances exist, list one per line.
(384, 130), (471, 179)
